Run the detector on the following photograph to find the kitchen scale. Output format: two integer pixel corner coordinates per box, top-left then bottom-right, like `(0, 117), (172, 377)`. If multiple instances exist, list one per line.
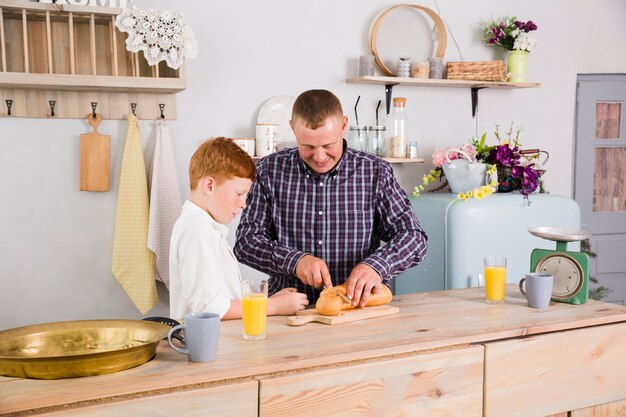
(528, 227), (591, 305)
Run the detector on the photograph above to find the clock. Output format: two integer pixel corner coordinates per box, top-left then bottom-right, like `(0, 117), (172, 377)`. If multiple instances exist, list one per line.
(529, 227), (591, 305)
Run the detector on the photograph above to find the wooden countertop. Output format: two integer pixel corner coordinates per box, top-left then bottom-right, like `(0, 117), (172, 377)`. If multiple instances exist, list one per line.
(2, 285), (626, 415)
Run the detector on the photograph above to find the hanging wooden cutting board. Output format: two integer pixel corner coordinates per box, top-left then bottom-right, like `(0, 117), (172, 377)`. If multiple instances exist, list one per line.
(80, 113), (110, 192)
(286, 305), (399, 326)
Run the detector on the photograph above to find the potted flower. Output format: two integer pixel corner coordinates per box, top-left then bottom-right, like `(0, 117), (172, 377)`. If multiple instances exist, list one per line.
(414, 141), (498, 201)
(484, 124), (546, 197)
(482, 16), (538, 82)
(414, 123), (546, 202)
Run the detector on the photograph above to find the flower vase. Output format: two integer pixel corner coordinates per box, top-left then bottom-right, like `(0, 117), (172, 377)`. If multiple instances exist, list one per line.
(507, 51), (528, 83)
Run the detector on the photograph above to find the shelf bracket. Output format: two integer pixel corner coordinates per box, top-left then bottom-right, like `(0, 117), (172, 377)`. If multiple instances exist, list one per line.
(471, 87), (485, 118)
(384, 83), (399, 116)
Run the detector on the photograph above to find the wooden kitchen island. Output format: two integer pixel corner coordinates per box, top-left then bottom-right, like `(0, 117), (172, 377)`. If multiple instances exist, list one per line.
(1, 286), (625, 417)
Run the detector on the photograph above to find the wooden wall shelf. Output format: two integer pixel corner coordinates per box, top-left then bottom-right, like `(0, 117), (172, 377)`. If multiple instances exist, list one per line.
(0, 72), (185, 93)
(0, 0), (185, 119)
(383, 157), (424, 163)
(347, 75), (540, 117)
(252, 156), (424, 163)
(347, 75), (540, 89)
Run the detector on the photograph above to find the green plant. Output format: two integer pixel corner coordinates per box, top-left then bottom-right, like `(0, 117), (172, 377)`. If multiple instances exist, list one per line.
(582, 239), (613, 301)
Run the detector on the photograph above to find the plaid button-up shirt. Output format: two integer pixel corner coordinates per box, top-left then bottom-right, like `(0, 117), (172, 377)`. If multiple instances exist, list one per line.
(234, 143), (427, 303)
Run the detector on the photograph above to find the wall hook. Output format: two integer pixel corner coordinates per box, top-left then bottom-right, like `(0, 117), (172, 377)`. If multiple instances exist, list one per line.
(6, 99), (13, 116)
(130, 102), (137, 116)
(49, 100), (56, 117)
(159, 103), (165, 119)
(91, 102), (97, 119)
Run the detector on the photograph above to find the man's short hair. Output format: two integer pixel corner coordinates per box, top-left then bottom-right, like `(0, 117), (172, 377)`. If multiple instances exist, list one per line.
(292, 89), (344, 129)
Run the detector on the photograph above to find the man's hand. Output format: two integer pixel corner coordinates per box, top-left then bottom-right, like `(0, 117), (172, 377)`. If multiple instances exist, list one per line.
(345, 263), (383, 307)
(295, 255), (333, 289)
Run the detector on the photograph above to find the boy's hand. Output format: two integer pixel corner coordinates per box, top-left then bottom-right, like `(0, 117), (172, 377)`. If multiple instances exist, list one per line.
(268, 288), (309, 315)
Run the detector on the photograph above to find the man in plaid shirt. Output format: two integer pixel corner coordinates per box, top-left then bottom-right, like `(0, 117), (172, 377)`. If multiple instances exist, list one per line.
(234, 90), (427, 307)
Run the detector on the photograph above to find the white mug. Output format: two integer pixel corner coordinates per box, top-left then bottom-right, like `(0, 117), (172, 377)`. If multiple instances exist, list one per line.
(255, 124), (278, 157)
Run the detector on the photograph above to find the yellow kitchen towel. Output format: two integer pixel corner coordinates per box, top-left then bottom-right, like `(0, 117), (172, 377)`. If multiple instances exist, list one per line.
(147, 119), (182, 289)
(111, 113), (157, 314)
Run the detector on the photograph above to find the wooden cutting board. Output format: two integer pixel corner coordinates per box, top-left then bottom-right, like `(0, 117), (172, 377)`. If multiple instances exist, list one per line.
(80, 113), (110, 192)
(286, 305), (399, 326)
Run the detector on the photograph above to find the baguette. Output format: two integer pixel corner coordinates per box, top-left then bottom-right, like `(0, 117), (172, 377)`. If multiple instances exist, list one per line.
(316, 283), (393, 316)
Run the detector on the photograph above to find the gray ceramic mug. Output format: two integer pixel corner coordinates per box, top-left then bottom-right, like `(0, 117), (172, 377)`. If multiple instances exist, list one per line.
(168, 312), (220, 362)
(519, 273), (554, 309)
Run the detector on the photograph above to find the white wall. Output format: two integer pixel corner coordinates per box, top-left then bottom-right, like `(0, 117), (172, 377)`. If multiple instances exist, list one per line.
(2, 0), (625, 329)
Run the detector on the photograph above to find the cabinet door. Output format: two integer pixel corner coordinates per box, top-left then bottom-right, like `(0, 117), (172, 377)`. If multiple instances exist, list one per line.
(36, 381), (258, 417)
(484, 324), (626, 417)
(259, 345), (483, 417)
(570, 399), (626, 416)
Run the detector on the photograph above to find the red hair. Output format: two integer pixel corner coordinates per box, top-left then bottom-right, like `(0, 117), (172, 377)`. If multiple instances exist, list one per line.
(189, 137), (256, 190)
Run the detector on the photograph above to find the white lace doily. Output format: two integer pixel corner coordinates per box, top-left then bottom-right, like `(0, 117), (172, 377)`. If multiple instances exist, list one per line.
(115, 8), (198, 70)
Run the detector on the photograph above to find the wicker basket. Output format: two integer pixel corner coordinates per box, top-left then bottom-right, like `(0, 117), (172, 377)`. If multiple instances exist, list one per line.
(446, 60), (507, 82)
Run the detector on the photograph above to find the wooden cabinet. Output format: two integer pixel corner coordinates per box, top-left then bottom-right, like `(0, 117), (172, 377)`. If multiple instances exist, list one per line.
(23, 381), (258, 417)
(569, 399), (626, 416)
(484, 324), (626, 417)
(259, 345), (484, 417)
(0, 0), (184, 119)
(1, 287), (624, 417)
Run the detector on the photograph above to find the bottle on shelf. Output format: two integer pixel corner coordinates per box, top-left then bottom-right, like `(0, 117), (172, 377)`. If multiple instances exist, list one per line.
(388, 97), (408, 158)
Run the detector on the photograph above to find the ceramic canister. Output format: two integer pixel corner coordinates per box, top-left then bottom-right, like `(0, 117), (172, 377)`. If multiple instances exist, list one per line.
(255, 124), (278, 157)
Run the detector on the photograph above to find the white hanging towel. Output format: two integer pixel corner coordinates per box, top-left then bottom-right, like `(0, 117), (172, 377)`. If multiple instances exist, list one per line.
(148, 119), (182, 289)
(111, 113), (157, 314)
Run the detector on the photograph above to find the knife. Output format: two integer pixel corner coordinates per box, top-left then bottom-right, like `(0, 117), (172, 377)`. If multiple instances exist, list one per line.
(322, 285), (352, 304)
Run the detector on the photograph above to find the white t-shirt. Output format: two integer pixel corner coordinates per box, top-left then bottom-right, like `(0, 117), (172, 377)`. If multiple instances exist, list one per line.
(169, 200), (242, 320)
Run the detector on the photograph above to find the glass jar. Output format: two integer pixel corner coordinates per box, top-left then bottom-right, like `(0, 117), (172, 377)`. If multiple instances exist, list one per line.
(367, 125), (386, 156)
(348, 126), (367, 151)
(388, 97), (408, 158)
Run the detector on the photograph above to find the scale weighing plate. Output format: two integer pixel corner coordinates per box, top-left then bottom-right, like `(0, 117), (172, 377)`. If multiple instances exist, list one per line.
(528, 227), (591, 242)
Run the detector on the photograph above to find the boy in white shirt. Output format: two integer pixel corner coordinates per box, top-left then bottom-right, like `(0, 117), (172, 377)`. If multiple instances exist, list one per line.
(169, 137), (309, 320)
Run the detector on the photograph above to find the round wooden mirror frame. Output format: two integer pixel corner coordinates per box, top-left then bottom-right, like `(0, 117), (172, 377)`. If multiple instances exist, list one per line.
(369, 4), (448, 76)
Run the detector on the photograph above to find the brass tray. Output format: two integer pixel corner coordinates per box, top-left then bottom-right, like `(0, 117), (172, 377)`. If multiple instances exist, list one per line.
(0, 319), (170, 379)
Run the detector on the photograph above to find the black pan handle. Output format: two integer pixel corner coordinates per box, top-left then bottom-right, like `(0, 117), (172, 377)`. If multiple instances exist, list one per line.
(143, 317), (185, 346)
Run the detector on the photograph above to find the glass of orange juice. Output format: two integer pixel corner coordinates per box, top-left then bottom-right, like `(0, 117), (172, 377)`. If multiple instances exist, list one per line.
(484, 256), (507, 304)
(241, 279), (268, 340)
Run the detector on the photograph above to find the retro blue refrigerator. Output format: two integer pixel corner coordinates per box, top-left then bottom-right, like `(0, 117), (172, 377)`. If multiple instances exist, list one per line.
(395, 193), (581, 295)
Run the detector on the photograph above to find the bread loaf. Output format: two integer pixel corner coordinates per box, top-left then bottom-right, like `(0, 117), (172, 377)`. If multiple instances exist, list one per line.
(316, 283), (392, 316)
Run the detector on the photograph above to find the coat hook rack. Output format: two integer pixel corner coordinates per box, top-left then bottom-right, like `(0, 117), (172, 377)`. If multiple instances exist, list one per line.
(159, 103), (165, 119)
(6, 99), (13, 116)
(49, 100), (56, 117)
(130, 103), (137, 116)
(91, 102), (98, 119)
